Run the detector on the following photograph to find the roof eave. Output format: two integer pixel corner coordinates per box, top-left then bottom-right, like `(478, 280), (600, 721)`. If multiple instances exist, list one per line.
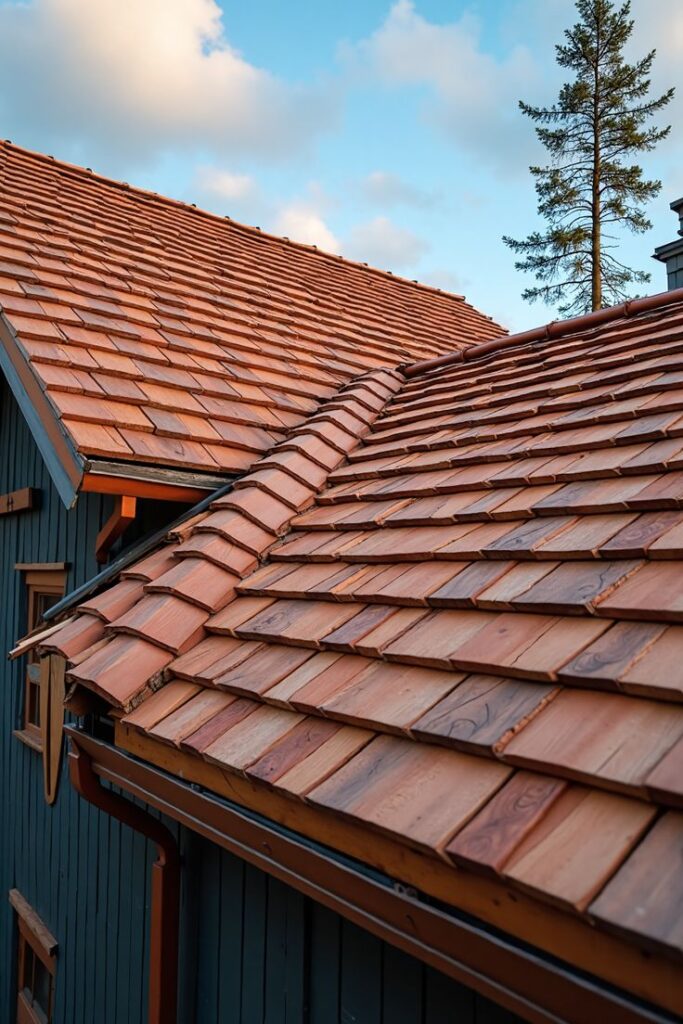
(653, 239), (683, 262)
(68, 726), (679, 1024)
(81, 458), (232, 503)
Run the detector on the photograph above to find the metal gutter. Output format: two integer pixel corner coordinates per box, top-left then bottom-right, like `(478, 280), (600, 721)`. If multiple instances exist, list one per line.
(43, 480), (235, 621)
(66, 728), (678, 1024)
(403, 286), (683, 379)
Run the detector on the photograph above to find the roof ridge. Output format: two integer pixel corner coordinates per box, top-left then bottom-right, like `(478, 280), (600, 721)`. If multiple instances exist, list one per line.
(0, 139), (493, 315)
(403, 286), (683, 379)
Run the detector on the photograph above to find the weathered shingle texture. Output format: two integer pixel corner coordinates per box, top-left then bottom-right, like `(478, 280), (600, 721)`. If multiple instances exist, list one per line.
(42, 298), (683, 972)
(0, 142), (503, 476)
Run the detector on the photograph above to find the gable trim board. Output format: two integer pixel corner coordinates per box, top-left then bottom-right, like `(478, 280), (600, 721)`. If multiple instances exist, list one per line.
(0, 312), (83, 506)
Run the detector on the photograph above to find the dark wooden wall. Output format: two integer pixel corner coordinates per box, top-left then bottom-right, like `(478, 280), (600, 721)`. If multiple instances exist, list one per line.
(0, 376), (159, 1023)
(185, 832), (524, 1024)
(0, 377), (523, 1024)
(668, 255), (683, 291)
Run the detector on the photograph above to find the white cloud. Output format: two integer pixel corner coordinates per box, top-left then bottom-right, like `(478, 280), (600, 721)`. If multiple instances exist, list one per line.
(346, 1), (541, 174)
(421, 268), (467, 295)
(343, 216), (428, 270)
(195, 166), (257, 203)
(272, 203), (340, 253)
(0, 0), (334, 167)
(346, 0), (682, 181)
(627, 0), (683, 193)
(361, 170), (437, 208)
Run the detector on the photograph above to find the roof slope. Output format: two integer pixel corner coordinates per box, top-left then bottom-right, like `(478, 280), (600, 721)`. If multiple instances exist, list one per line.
(39, 297), (683, 1013)
(0, 142), (504, 497)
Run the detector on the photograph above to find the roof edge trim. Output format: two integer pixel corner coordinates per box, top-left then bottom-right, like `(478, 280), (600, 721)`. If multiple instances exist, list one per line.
(0, 312), (83, 507)
(82, 459), (231, 502)
(653, 239), (683, 262)
(403, 286), (683, 379)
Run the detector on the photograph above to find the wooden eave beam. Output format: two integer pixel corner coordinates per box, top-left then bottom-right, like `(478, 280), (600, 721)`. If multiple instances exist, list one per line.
(81, 461), (230, 504)
(69, 725), (681, 1024)
(81, 472), (212, 504)
(95, 495), (137, 564)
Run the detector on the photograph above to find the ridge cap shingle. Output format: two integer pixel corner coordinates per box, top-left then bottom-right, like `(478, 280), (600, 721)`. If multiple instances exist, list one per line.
(37, 366), (404, 705)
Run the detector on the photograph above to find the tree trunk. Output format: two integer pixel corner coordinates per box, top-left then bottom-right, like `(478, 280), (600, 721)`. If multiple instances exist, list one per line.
(591, 13), (602, 310)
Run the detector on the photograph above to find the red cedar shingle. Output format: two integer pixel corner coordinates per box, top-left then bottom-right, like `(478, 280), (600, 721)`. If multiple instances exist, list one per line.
(37, 274), (683, 975)
(0, 142), (503, 478)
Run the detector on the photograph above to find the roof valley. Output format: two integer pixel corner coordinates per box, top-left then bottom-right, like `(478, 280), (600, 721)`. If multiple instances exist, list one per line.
(40, 366), (404, 708)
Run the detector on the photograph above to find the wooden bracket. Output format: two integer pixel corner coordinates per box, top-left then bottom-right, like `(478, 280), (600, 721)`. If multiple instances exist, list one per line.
(0, 487), (36, 516)
(40, 654), (67, 805)
(95, 495), (137, 564)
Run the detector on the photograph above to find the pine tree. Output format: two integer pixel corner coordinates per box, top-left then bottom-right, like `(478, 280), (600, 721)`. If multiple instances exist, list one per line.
(503, 0), (674, 317)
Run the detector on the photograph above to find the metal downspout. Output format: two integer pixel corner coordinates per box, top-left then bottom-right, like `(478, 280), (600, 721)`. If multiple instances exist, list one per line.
(68, 742), (180, 1024)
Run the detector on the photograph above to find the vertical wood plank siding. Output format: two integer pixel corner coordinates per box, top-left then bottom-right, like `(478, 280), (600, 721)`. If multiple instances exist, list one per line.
(0, 378), (159, 1024)
(188, 836), (525, 1024)
(0, 378), (523, 1024)
(669, 258), (683, 291)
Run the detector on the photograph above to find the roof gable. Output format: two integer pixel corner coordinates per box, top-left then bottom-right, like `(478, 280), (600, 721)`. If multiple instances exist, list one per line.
(0, 142), (504, 504)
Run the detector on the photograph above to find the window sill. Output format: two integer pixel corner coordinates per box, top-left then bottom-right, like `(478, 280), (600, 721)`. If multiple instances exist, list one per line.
(13, 729), (43, 754)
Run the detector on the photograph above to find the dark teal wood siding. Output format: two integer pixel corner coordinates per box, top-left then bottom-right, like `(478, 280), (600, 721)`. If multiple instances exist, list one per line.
(0, 376), (523, 1024)
(668, 258), (683, 291)
(187, 834), (525, 1024)
(0, 376), (159, 1024)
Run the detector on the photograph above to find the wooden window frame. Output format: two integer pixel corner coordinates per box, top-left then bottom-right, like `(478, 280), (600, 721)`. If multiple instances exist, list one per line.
(9, 890), (57, 1024)
(14, 566), (67, 753)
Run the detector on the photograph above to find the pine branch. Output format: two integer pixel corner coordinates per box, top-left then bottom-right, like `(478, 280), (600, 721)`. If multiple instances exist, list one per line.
(503, 0), (674, 315)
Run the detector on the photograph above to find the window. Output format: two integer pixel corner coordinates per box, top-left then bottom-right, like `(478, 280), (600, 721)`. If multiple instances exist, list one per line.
(15, 566), (66, 751)
(9, 890), (57, 1024)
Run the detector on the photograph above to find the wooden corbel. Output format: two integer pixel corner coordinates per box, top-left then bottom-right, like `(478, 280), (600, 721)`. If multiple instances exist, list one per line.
(95, 495), (137, 563)
(39, 653), (67, 805)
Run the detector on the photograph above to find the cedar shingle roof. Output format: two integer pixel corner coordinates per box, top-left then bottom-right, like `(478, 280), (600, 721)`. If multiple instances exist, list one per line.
(0, 142), (503, 496)
(39, 296), (683, 1012)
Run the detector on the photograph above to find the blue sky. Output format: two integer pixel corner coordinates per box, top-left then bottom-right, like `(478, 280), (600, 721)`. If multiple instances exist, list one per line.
(0, 0), (681, 331)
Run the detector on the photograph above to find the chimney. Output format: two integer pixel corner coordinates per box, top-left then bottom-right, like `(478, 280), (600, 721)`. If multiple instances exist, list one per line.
(653, 197), (683, 290)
